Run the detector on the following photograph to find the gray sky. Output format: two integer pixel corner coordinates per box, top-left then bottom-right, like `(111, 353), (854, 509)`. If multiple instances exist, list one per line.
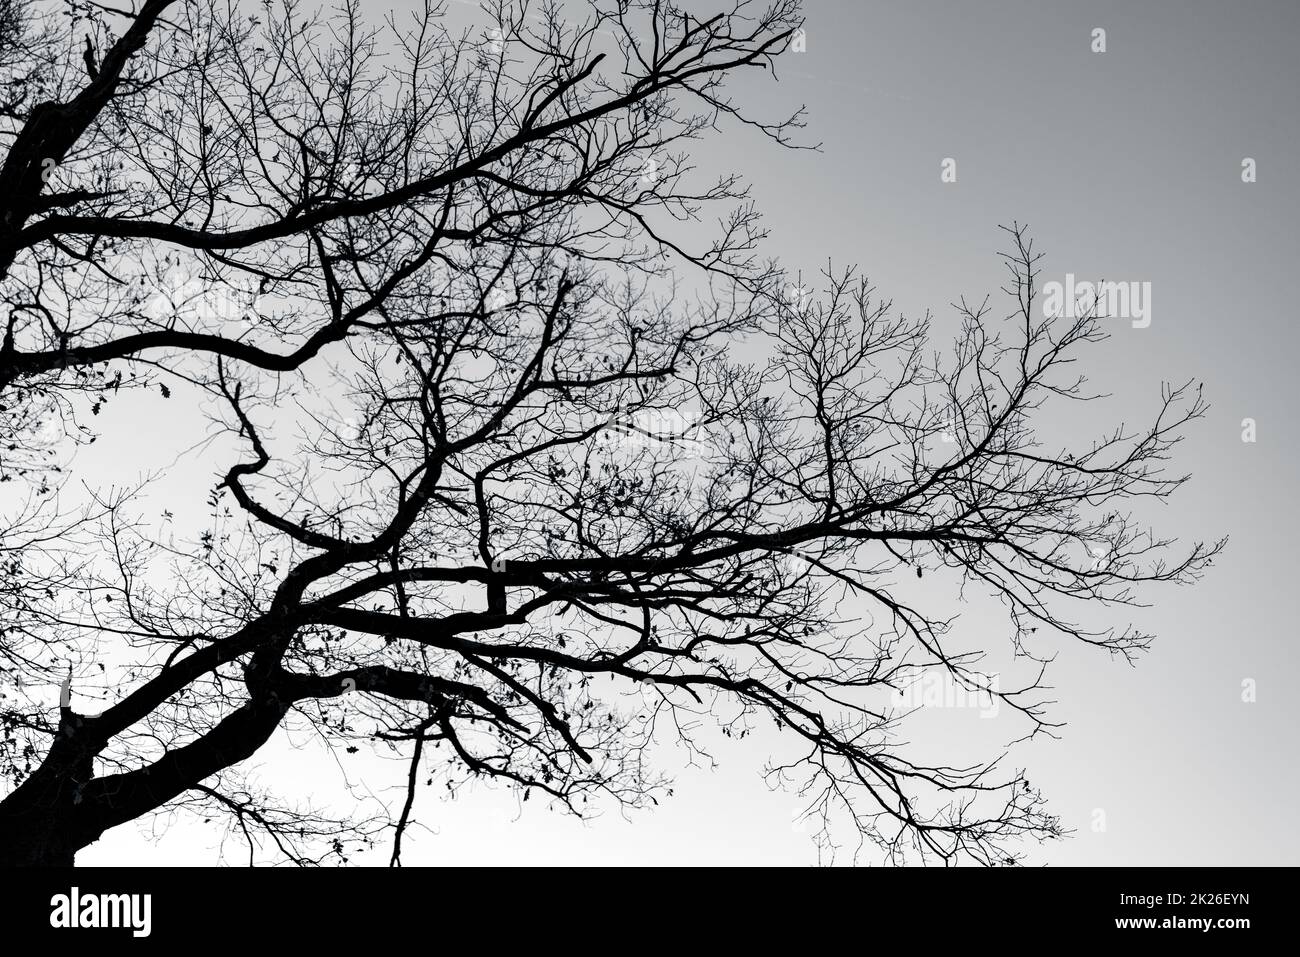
(73, 0), (1300, 865)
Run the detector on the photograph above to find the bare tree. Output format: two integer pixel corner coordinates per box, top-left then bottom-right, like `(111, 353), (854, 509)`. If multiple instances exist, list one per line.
(0, 0), (1219, 866)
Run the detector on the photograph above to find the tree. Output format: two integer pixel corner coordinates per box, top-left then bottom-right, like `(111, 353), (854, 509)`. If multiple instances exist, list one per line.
(0, 0), (1219, 867)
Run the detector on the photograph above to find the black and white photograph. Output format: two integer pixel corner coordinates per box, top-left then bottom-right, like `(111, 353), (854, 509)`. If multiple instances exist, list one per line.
(0, 0), (1293, 939)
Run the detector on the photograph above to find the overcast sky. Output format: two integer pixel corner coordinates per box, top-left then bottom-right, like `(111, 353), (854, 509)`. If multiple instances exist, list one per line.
(70, 0), (1300, 866)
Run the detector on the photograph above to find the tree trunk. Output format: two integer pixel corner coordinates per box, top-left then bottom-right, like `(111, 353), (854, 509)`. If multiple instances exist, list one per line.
(1, 660), (299, 865)
(0, 718), (99, 866)
(0, 771), (87, 866)
(0, 811), (79, 866)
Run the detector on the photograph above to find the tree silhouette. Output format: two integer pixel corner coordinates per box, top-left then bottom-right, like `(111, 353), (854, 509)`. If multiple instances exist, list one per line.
(0, 0), (1219, 866)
